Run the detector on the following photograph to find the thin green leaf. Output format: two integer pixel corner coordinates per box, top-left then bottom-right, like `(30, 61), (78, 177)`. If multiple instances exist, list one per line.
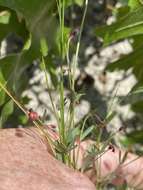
(95, 7), (143, 45)
(81, 125), (94, 141)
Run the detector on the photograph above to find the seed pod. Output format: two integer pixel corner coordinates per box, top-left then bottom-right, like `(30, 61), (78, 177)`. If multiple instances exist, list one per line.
(108, 144), (115, 153)
(69, 28), (79, 40)
(28, 109), (39, 121)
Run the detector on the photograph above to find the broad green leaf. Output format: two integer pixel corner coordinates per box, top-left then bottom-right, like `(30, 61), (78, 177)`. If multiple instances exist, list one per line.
(0, 44), (37, 94)
(18, 115), (28, 125)
(0, 1), (58, 52)
(131, 34), (143, 49)
(129, 0), (142, 10)
(0, 90), (5, 106)
(0, 1), (59, 126)
(0, 99), (14, 126)
(122, 129), (143, 145)
(2, 100), (14, 117)
(0, 0), (56, 31)
(95, 7), (143, 45)
(0, 8), (28, 43)
(132, 100), (143, 112)
(0, 10), (10, 24)
(75, 0), (84, 6)
(113, 6), (130, 19)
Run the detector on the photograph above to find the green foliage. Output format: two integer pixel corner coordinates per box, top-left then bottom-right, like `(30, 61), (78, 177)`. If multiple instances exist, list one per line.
(0, 0), (92, 165)
(95, 0), (143, 110)
(117, 0), (128, 5)
(128, 0), (142, 10)
(0, 1), (142, 187)
(66, 0), (84, 7)
(122, 129), (143, 145)
(0, 99), (14, 127)
(95, 6), (143, 45)
(0, 10), (10, 24)
(0, 0), (86, 126)
(95, 0), (143, 147)
(0, 0), (59, 125)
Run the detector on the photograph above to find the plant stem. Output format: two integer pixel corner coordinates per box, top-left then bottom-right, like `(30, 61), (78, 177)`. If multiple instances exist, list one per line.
(68, 0), (89, 137)
(72, 0), (88, 90)
(0, 82), (27, 115)
(0, 81), (56, 155)
(59, 0), (66, 145)
(41, 57), (60, 124)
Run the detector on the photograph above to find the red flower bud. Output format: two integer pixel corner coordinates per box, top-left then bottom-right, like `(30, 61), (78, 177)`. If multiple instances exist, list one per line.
(28, 109), (39, 121)
(69, 28), (79, 40)
(108, 144), (115, 153)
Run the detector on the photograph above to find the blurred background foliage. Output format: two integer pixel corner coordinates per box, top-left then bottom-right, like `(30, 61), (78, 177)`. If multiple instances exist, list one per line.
(0, 0), (143, 150)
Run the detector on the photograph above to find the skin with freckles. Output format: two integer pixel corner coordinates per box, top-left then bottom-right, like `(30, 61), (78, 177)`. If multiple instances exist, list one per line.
(78, 141), (143, 189)
(0, 127), (143, 189)
(0, 128), (95, 190)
